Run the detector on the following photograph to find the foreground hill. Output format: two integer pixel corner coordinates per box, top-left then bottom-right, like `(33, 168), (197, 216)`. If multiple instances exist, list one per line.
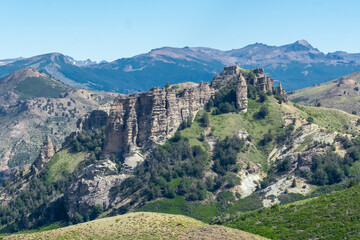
(0, 68), (117, 175)
(1, 41), (360, 93)
(4, 212), (266, 240)
(289, 70), (360, 114)
(221, 184), (360, 240)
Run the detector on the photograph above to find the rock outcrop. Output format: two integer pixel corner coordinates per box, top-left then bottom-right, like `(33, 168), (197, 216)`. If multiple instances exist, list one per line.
(30, 136), (55, 175)
(275, 82), (289, 101)
(104, 83), (215, 156)
(236, 74), (248, 112)
(64, 159), (127, 218)
(211, 65), (243, 89)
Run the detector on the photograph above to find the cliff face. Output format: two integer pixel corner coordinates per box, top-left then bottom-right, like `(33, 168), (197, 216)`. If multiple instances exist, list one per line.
(104, 83), (215, 156)
(64, 159), (126, 218)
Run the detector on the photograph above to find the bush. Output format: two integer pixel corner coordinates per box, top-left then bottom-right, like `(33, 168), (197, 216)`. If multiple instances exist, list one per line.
(198, 112), (210, 127)
(254, 105), (269, 119)
(307, 116), (314, 123)
(258, 92), (267, 103)
(277, 157), (292, 173)
(259, 130), (273, 146)
(217, 191), (235, 206)
(218, 102), (236, 114)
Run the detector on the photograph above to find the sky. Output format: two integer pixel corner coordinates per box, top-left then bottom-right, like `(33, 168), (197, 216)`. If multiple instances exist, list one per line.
(0, 0), (359, 62)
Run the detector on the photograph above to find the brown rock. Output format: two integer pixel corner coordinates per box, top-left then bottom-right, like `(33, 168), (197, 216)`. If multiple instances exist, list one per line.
(104, 83), (215, 155)
(275, 82), (289, 102)
(236, 74), (248, 112)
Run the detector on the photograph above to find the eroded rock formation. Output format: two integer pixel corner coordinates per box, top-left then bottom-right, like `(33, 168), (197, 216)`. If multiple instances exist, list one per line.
(104, 83), (215, 155)
(30, 136), (55, 175)
(275, 82), (289, 101)
(236, 74), (248, 112)
(64, 159), (127, 218)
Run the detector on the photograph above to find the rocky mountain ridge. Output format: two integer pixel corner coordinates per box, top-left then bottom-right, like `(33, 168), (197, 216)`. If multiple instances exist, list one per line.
(1, 40), (360, 93)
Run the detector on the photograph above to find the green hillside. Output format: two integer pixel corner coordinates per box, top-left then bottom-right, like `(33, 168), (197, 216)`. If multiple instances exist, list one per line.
(221, 184), (360, 240)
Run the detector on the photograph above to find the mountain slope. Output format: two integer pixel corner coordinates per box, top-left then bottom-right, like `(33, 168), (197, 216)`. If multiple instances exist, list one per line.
(2, 40), (360, 93)
(1, 66), (360, 237)
(0, 68), (117, 173)
(289, 70), (360, 114)
(4, 212), (266, 240)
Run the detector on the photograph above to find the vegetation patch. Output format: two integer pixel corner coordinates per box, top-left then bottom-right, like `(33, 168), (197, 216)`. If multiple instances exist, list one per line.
(220, 185), (360, 240)
(15, 77), (69, 100)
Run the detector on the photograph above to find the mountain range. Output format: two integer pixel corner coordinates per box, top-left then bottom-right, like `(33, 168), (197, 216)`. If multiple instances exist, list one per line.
(2, 40), (360, 93)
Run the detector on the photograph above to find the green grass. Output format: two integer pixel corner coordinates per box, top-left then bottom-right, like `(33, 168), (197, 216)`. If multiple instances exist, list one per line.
(179, 111), (208, 149)
(294, 103), (358, 133)
(223, 185), (360, 240)
(15, 76), (70, 100)
(46, 149), (87, 182)
(288, 71), (360, 115)
(290, 81), (337, 101)
(210, 98), (287, 165)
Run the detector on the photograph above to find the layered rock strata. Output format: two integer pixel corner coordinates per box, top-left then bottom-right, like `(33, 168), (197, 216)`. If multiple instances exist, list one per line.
(104, 83), (215, 155)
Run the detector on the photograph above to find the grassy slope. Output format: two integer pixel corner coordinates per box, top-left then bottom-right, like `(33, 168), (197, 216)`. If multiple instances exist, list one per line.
(288, 71), (360, 114)
(46, 149), (87, 182)
(293, 102), (359, 134)
(224, 185), (360, 240)
(4, 212), (267, 240)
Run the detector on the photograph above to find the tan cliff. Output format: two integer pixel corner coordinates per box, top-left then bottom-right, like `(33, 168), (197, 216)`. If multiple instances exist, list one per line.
(104, 82), (215, 155)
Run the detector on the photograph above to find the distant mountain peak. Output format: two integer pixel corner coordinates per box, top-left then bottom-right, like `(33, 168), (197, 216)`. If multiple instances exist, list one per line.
(295, 39), (312, 48)
(4, 67), (46, 82)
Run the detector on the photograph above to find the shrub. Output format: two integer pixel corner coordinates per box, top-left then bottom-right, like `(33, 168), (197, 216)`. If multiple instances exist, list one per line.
(307, 116), (314, 123)
(254, 105), (269, 119)
(198, 112), (210, 127)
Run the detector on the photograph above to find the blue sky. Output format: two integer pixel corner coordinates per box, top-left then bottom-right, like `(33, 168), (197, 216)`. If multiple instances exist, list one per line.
(0, 0), (359, 61)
